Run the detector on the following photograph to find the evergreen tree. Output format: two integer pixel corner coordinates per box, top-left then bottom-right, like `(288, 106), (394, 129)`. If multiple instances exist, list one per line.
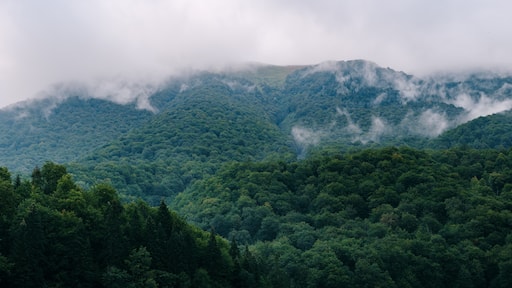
(30, 166), (43, 193)
(10, 203), (46, 287)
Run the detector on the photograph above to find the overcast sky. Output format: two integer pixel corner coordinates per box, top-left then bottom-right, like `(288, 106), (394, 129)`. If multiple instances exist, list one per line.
(1, 0), (512, 108)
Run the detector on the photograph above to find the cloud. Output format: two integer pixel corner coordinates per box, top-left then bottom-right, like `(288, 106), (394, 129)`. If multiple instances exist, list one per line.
(373, 93), (387, 106)
(353, 116), (391, 144)
(416, 110), (450, 137)
(336, 107), (361, 135)
(291, 126), (321, 145)
(450, 93), (512, 122)
(2, 0), (512, 108)
(7, 79), (160, 119)
(291, 126), (322, 157)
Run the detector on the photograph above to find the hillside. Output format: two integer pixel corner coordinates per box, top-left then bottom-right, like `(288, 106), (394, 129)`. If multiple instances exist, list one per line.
(2, 148), (512, 287)
(1, 60), (512, 200)
(171, 146), (512, 287)
(0, 96), (152, 174)
(2, 60), (512, 287)
(430, 110), (512, 149)
(69, 73), (295, 203)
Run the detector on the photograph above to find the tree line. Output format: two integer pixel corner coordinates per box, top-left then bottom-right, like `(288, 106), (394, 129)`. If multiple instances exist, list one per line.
(0, 162), (262, 287)
(173, 146), (512, 287)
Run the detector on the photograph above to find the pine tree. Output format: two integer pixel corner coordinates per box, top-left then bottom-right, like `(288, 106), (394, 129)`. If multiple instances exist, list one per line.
(204, 229), (225, 282)
(31, 166), (43, 193)
(10, 204), (46, 287)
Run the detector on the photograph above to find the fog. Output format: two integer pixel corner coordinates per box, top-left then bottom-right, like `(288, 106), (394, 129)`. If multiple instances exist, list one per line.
(2, 0), (512, 108)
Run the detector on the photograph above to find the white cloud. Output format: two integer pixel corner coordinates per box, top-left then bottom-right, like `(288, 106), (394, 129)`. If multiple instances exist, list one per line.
(373, 93), (387, 106)
(2, 0), (512, 108)
(451, 93), (512, 122)
(417, 109), (450, 137)
(354, 116), (391, 144)
(336, 107), (362, 134)
(291, 126), (321, 147)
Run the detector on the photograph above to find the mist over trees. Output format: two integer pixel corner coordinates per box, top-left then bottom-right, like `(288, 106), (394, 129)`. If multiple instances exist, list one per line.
(2, 61), (512, 286)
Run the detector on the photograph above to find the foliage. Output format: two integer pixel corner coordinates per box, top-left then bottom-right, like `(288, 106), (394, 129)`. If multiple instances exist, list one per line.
(2, 61), (512, 287)
(68, 73), (295, 203)
(172, 146), (512, 287)
(0, 162), (262, 287)
(0, 96), (152, 174)
(430, 110), (512, 149)
(2, 61), (512, 203)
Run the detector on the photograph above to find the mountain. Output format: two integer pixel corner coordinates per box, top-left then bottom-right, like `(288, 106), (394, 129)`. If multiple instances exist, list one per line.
(0, 96), (152, 174)
(3, 60), (512, 287)
(430, 110), (512, 149)
(2, 60), (512, 201)
(70, 72), (296, 203)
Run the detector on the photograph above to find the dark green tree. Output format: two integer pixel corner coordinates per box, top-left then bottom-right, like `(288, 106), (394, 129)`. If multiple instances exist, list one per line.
(9, 203), (46, 288)
(40, 162), (67, 194)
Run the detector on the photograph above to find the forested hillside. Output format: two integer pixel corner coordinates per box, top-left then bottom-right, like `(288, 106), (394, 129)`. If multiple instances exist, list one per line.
(69, 73), (295, 203)
(67, 61), (512, 200)
(2, 62), (512, 286)
(2, 61), (512, 201)
(172, 146), (512, 287)
(0, 96), (152, 174)
(0, 163), (263, 287)
(430, 110), (512, 149)
(2, 147), (512, 287)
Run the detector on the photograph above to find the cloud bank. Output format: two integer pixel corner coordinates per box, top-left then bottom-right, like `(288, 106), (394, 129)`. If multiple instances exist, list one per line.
(2, 0), (512, 108)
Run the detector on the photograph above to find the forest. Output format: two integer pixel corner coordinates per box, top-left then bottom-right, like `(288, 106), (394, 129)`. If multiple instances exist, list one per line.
(173, 146), (512, 287)
(3, 61), (512, 203)
(0, 162), (262, 287)
(1, 146), (512, 287)
(2, 61), (512, 287)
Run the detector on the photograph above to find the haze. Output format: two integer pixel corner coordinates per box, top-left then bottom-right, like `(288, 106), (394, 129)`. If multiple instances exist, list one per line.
(2, 0), (512, 108)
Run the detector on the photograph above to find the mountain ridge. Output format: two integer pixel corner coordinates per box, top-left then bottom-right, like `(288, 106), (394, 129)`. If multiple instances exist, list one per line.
(1, 59), (512, 200)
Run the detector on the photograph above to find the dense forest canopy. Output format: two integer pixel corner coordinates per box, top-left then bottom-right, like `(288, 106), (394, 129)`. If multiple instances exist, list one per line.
(0, 162), (262, 287)
(2, 146), (512, 287)
(2, 61), (512, 201)
(2, 61), (512, 287)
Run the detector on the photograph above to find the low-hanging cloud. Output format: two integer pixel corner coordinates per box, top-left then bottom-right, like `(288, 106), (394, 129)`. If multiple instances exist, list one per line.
(450, 93), (512, 122)
(415, 109), (450, 137)
(352, 116), (391, 144)
(10, 79), (160, 119)
(3, 0), (512, 108)
(291, 126), (322, 146)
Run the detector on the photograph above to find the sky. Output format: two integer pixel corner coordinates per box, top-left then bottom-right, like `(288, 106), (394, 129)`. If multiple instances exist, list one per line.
(1, 0), (512, 108)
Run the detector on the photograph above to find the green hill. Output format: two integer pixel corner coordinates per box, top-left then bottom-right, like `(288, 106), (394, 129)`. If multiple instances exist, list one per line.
(0, 96), (152, 174)
(430, 110), (512, 149)
(171, 146), (512, 287)
(69, 73), (295, 203)
(2, 60), (512, 201)
(2, 60), (512, 287)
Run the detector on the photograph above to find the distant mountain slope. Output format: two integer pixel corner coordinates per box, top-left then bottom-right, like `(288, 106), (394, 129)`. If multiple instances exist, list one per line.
(278, 61), (512, 153)
(2, 60), (512, 200)
(70, 73), (295, 203)
(277, 61), (448, 151)
(429, 110), (512, 149)
(0, 96), (152, 173)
